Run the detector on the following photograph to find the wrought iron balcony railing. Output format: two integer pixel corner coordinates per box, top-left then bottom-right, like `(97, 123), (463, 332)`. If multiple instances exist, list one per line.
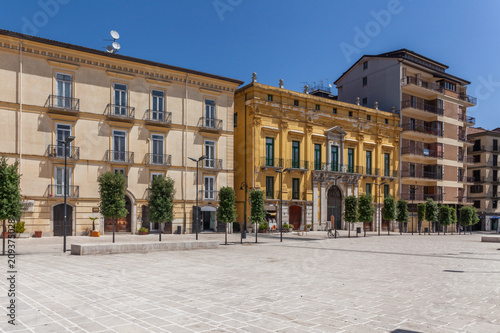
(46, 95), (80, 112)
(198, 117), (223, 131)
(105, 104), (135, 120)
(458, 93), (477, 105)
(402, 123), (443, 137)
(145, 153), (171, 166)
(144, 109), (172, 125)
(199, 190), (219, 201)
(46, 144), (80, 160)
(286, 159), (309, 170)
(402, 146), (443, 158)
(202, 158), (223, 170)
(401, 170), (443, 180)
(401, 100), (444, 115)
(403, 76), (444, 93)
(262, 157), (284, 168)
(359, 167), (380, 177)
(105, 150), (134, 164)
(47, 185), (79, 198)
(382, 170), (398, 178)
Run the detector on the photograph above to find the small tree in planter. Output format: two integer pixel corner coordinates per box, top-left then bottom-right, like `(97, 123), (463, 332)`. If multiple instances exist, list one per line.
(249, 190), (266, 243)
(98, 172), (127, 243)
(89, 217), (99, 237)
(450, 206), (457, 235)
(0, 157), (22, 254)
(439, 205), (452, 235)
(217, 187), (237, 245)
(460, 206), (480, 234)
(425, 198), (438, 233)
(383, 196), (396, 235)
(148, 176), (175, 242)
(358, 194), (374, 237)
(344, 195), (358, 238)
(417, 203), (426, 235)
(396, 199), (409, 234)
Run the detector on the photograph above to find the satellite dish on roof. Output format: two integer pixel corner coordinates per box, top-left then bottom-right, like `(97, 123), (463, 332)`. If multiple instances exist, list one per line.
(110, 30), (120, 40)
(106, 45), (114, 53)
(112, 42), (121, 51)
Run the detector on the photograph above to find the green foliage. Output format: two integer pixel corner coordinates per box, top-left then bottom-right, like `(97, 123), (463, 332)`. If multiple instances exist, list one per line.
(258, 222), (268, 231)
(382, 196), (396, 221)
(460, 206), (480, 226)
(97, 172), (127, 220)
(425, 198), (438, 224)
(148, 176), (175, 224)
(439, 205), (452, 226)
(396, 199), (409, 224)
(450, 207), (457, 225)
(0, 157), (23, 221)
(344, 195), (358, 223)
(14, 221), (25, 234)
(417, 204), (426, 222)
(358, 194), (374, 223)
(282, 223), (289, 230)
(217, 187), (237, 224)
(138, 227), (148, 233)
(249, 190), (266, 224)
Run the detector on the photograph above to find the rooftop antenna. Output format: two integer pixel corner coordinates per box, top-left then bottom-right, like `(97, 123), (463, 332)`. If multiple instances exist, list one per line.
(104, 30), (121, 54)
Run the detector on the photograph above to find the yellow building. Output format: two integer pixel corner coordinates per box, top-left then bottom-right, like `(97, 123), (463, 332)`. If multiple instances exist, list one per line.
(234, 75), (401, 232)
(0, 30), (242, 235)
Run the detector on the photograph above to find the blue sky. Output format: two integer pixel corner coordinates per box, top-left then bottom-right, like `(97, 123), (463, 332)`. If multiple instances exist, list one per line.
(2, 0), (499, 128)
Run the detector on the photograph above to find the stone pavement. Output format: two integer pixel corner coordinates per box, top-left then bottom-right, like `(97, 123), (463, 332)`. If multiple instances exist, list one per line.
(0, 232), (499, 332)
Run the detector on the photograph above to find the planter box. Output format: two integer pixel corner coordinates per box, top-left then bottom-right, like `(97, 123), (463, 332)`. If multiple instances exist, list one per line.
(139, 232), (148, 235)
(90, 231), (100, 237)
(34, 231), (42, 238)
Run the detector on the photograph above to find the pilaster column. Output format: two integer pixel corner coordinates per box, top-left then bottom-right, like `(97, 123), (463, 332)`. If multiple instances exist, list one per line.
(320, 182), (327, 225)
(312, 181), (319, 229)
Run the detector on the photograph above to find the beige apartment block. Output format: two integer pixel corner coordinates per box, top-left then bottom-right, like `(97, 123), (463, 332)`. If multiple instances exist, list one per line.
(0, 30), (242, 236)
(467, 127), (500, 232)
(335, 49), (476, 232)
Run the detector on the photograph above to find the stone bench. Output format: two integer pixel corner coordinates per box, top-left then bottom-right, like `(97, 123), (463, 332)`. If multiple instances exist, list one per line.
(71, 240), (219, 255)
(481, 236), (500, 243)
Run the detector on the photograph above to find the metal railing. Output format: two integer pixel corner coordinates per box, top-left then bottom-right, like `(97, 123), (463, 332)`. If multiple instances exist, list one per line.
(403, 76), (444, 93)
(203, 158), (223, 170)
(457, 155), (474, 164)
(262, 157), (283, 168)
(198, 117), (223, 131)
(105, 150), (134, 164)
(458, 93), (477, 105)
(145, 153), (171, 166)
(144, 110), (172, 124)
(313, 163), (362, 174)
(46, 144), (80, 160)
(401, 100), (444, 115)
(382, 170), (398, 178)
(466, 116), (476, 125)
(46, 95), (80, 112)
(401, 192), (443, 202)
(401, 146), (443, 158)
(105, 104), (135, 119)
(401, 170), (443, 180)
(199, 190), (219, 201)
(286, 159), (309, 170)
(359, 167), (379, 177)
(468, 145), (500, 153)
(47, 185), (79, 198)
(402, 123), (443, 137)
(457, 196), (474, 203)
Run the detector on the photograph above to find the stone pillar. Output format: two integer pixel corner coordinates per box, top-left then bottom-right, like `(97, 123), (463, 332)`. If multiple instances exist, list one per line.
(282, 203), (289, 225)
(312, 181), (319, 230)
(306, 203), (312, 228)
(347, 184), (352, 196)
(320, 182), (327, 226)
(354, 185), (359, 197)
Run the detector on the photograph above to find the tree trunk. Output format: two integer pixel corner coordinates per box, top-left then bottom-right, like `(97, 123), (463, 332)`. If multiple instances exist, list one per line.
(348, 224), (350, 238)
(113, 218), (115, 243)
(225, 223), (228, 245)
(2, 219), (5, 256)
(159, 223), (162, 242)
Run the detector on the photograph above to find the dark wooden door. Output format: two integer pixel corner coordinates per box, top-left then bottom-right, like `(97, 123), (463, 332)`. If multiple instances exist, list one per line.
(53, 204), (73, 236)
(327, 186), (342, 229)
(105, 196), (131, 232)
(289, 205), (301, 230)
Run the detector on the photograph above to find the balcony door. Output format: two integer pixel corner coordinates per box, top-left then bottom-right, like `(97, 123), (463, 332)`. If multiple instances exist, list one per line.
(266, 137), (274, 166)
(113, 130), (127, 162)
(331, 146), (339, 171)
(113, 83), (128, 115)
(151, 134), (164, 164)
(151, 90), (165, 121)
(54, 166), (71, 196)
(292, 141), (300, 168)
(55, 73), (72, 108)
(205, 140), (215, 168)
(56, 123), (72, 157)
(205, 99), (216, 128)
(204, 176), (215, 200)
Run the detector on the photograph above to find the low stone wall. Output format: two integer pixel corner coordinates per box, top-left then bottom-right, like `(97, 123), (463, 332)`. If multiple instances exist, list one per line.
(481, 236), (500, 243)
(71, 240), (219, 255)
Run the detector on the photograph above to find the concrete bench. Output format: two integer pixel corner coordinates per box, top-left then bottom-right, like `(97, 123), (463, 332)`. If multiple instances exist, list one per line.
(71, 240), (219, 255)
(481, 236), (500, 243)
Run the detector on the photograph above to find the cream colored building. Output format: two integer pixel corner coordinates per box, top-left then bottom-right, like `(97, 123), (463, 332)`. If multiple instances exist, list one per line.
(0, 30), (242, 235)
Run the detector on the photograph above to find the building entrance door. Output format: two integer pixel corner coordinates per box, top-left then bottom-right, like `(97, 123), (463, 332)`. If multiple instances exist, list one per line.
(289, 205), (301, 230)
(53, 204), (73, 236)
(327, 186), (342, 229)
(105, 196), (131, 232)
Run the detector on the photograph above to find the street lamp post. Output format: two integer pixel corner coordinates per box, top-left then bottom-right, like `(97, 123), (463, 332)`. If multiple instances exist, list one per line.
(277, 168), (290, 242)
(239, 182), (248, 244)
(189, 155), (207, 241)
(377, 181), (389, 236)
(58, 135), (75, 253)
(410, 187), (418, 235)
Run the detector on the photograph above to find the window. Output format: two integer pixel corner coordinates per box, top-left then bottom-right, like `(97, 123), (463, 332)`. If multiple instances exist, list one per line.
(494, 139), (498, 151)
(113, 83), (128, 115)
(151, 90), (165, 121)
(494, 155), (498, 167)
(493, 185), (498, 197)
(347, 148), (354, 172)
(410, 163), (416, 177)
(292, 141), (300, 168)
(204, 140), (216, 168)
(471, 185), (483, 193)
(203, 176), (215, 200)
(473, 200), (480, 209)
(54, 166), (71, 196)
(384, 153), (390, 177)
(265, 137), (274, 166)
(349, 111), (353, 117)
(205, 99), (216, 128)
(366, 183), (372, 196)
(384, 184), (390, 198)
(55, 73), (72, 108)
(314, 144), (321, 170)
(367, 115), (371, 121)
(292, 178), (300, 200)
(150, 172), (164, 184)
(473, 170), (481, 182)
(493, 200), (498, 209)
(266, 176), (274, 199)
(409, 186), (416, 200)
(362, 77), (367, 86)
(267, 94), (273, 101)
(362, 97), (367, 106)
(293, 100), (299, 106)
(112, 130), (127, 162)
(443, 81), (456, 91)
(385, 119), (388, 125)
(55, 123), (72, 157)
(315, 104), (320, 111)
(331, 146), (339, 171)
(151, 134), (164, 164)
(363, 61), (368, 70)
(473, 139), (481, 151)
(366, 151), (372, 175)
(234, 112), (237, 127)
(333, 108), (337, 114)
(494, 170), (498, 182)
(473, 155), (481, 163)
(409, 118), (416, 130)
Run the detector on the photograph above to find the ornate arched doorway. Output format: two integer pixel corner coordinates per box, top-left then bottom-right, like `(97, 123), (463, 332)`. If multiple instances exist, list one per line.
(53, 204), (73, 236)
(105, 195), (131, 232)
(289, 205), (302, 230)
(327, 186), (342, 229)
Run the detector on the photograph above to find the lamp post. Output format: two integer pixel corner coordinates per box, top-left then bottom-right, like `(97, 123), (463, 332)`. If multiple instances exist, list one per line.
(410, 187), (418, 235)
(239, 182), (248, 244)
(189, 155), (207, 241)
(376, 181), (389, 236)
(277, 168), (291, 242)
(57, 135), (75, 253)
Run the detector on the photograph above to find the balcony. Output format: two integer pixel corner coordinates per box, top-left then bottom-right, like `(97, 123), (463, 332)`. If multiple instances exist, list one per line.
(402, 123), (443, 137)
(46, 95), (80, 113)
(199, 190), (219, 201)
(401, 100), (444, 116)
(457, 155), (474, 164)
(402, 76), (444, 95)
(401, 170), (443, 180)
(360, 167), (379, 178)
(202, 158), (223, 170)
(382, 170), (398, 179)
(105, 150), (134, 164)
(401, 146), (443, 159)
(46, 144), (80, 161)
(466, 116), (476, 125)
(145, 153), (171, 167)
(286, 159), (309, 172)
(47, 185), (79, 198)
(105, 104), (135, 121)
(401, 192), (443, 202)
(144, 110), (172, 125)
(458, 136), (475, 145)
(458, 93), (477, 105)
(198, 117), (223, 132)
(457, 196), (474, 203)
(261, 157), (283, 170)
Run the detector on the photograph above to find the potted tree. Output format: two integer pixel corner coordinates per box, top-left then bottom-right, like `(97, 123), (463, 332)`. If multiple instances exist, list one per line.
(439, 205), (452, 235)
(14, 221), (29, 238)
(344, 195), (358, 238)
(282, 223), (288, 232)
(306, 224), (312, 232)
(97, 172), (127, 243)
(396, 199), (409, 234)
(138, 227), (148, 235)
(249, 190), (266, 243)
(425, 198), (438, 234)
(0, 157), (22, 251)
(358, 194), (374, 237)
(383, 196), (396, 235)
(148, 176), (175, 242)
(417, 203), (426, 235)
(217, 187), (237, 245)
(89, 217), (100, 237)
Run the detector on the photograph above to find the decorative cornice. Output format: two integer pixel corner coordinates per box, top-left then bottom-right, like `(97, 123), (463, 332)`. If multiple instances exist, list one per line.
(146, 78), (171, 86)
(47, 59), (79, 70)
(106, 70), (135, 80)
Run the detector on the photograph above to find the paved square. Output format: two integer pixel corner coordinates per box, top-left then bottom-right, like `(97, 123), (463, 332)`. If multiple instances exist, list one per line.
(1, 232), (499, 332)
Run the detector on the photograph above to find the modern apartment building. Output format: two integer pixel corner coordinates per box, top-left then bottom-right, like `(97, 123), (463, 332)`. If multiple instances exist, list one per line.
(0, 30), (242, 236)
(335, 49), (476, 232)
(467, 127), (500, 232)
(234, 75), (401, 232)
